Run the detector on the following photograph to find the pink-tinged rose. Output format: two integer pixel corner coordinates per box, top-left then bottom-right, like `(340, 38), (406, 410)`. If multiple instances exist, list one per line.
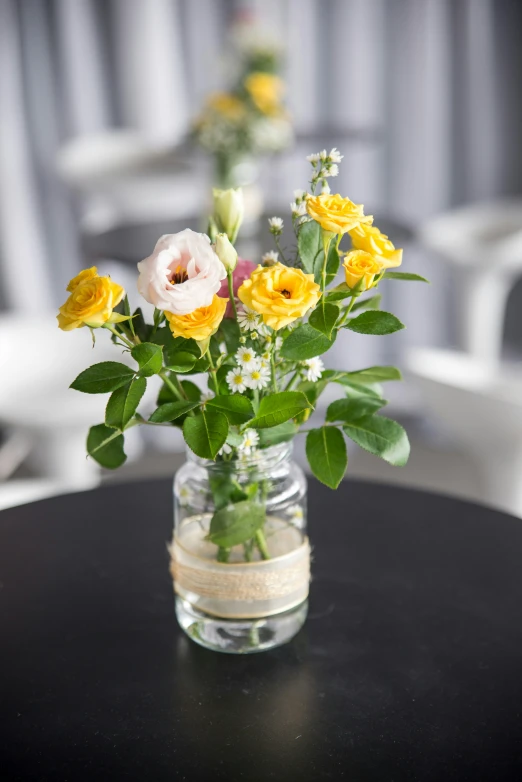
(218, 258), (257, 317)
(137, 229), (226, 315)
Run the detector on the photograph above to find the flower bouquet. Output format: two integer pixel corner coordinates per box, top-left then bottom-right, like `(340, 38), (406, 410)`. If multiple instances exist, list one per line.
(192, 21), (292, 188)
(60, 149), (427, 653)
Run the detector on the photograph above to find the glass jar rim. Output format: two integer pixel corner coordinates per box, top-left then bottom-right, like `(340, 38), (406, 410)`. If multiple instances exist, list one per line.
(186, 440), (293, 471)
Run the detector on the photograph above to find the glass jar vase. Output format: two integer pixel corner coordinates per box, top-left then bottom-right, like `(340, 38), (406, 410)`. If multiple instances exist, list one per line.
(171, 442), (309, 654)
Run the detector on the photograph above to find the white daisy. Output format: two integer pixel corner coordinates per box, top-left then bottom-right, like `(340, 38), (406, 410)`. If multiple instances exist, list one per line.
(236, 346), (258, 370)
(319, 149), (328, 160)
(268, 216), (284, 234)
(287, 504), (304, 525)
(237, 306), (261, 332)
(327, 163), (339, 177)
(262, 250), (279, 266)
(245, 363), (271, 390)
(218, 442), (232, 456)
(291, 200), (307, 217)
(329, 147), (343, 164)
(274, 335), (284, 350)
(178, 484), (194, 507)
(303, 357), (324, 382)
(226, 368), (247, 393)
(239, 428), (260, 454)
(306, 152), (320, 163)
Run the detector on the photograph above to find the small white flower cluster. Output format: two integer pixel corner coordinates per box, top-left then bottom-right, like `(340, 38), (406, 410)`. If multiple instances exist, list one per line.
(268, 216), (284, 235)
(262, 250), (279, 266)
(302, 356), (324, 382)
(226, 346), (271, 392)
(218, 427), (260, 458)
(307, 148), (343, 193)
(290, 188), (309, 219)
(237, 305), (270, 336)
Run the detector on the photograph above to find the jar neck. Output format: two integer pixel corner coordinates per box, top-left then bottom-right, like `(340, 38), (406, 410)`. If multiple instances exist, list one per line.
(186, 441), (293, 473)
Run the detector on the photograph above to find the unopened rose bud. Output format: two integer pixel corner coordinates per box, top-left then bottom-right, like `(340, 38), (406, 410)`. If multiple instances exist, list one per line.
(215, 233), (238, 272)
(212, 187), (244, 243)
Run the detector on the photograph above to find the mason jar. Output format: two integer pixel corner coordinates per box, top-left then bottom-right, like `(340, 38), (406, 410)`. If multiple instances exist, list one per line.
(171, 442), (309, 654)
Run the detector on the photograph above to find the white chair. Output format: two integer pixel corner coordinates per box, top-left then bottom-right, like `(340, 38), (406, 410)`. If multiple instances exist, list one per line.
(0, 314), (150, 502)
(406, 348), (522, 517)
(420, 200), (522, 362)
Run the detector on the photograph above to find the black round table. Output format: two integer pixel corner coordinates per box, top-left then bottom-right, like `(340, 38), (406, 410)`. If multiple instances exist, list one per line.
(1, 478), (522, 781)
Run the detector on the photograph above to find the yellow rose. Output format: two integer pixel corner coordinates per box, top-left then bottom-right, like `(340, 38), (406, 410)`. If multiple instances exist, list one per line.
(349, 223), (403, 268)
(306, 194), (373, 235)
(66, 266), (98, 292)
(207, 92), (245, 121)
(244, 72), (284, 115)
(343, 250), (384, 291)
(165, 294), (227, 342)
(238, 263), (321, 331)
(57, 268), (125, 331)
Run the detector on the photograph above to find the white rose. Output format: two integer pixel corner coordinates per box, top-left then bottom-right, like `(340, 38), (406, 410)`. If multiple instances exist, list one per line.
(137, 229), (226, 315)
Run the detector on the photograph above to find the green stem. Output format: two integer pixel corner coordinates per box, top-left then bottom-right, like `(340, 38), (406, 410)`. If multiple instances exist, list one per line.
(284, 370), (300, 391)
(274, 235), (288, 265)
(206, 349), (220, 395)
(337, 295), (358, 328)
(226, 270), (239, 321)
(270, 351), (277, 393)
(321, 233), (334, 295)
(159, 370), (185, 402)
(104, 324), (135, 349)
(255, 529), (270, 560)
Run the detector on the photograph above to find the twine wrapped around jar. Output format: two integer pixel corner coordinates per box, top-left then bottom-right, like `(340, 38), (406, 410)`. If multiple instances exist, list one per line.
(169, 534), (311, 620)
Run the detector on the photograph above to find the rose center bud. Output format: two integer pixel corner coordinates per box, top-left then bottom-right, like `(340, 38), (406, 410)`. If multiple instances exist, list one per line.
(280, 289), (291, 299)
(170, 264), (189, 285)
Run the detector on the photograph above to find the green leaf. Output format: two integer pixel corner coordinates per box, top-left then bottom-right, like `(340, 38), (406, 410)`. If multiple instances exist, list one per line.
(306, 427), (347, 489)
(281, 324), (335, 361)
(131, 308), (152, 342)
(206, 395), (254, 425)
(258, 420), (298, 448)
(87, 423), (126, 469)
(183, 410), (228, 459)
(345, 310), (405, 335)
(217, 319), (240, 354)
(249, 391), (311, 429)
(208, 501), (265, 548)
(383, 271), (430, 283)
(71, 362), (135, 394)
(343, 415), (410, 466)
(297, 379), (328, 407)
(298, 219), (323, 276)
(298, 221), (339, 285)
(181, 380), (202, 402)
(351, 294), (382, 313)
(131, 342), (163, 376)
(343, 366), (402, 384)
(325, 283), (352, 303)
(105, 377), (147, 430)
(341, 381), (384, 400)
(209, 475), (248, 511)
(164, 350), (196, 373)
(149, 400), (199, 423)
(326, 396), (386, 423)
(308, 302), (340, 339)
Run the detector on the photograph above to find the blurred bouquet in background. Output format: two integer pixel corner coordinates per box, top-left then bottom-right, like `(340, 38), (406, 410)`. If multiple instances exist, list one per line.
(192, 17), (293, 190)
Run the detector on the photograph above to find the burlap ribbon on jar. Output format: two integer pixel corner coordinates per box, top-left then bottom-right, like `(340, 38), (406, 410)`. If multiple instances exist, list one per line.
(169, 536), (311, 619)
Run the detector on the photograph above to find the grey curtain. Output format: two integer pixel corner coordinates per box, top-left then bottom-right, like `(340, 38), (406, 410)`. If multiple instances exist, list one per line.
(1, 0), (521, 357)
